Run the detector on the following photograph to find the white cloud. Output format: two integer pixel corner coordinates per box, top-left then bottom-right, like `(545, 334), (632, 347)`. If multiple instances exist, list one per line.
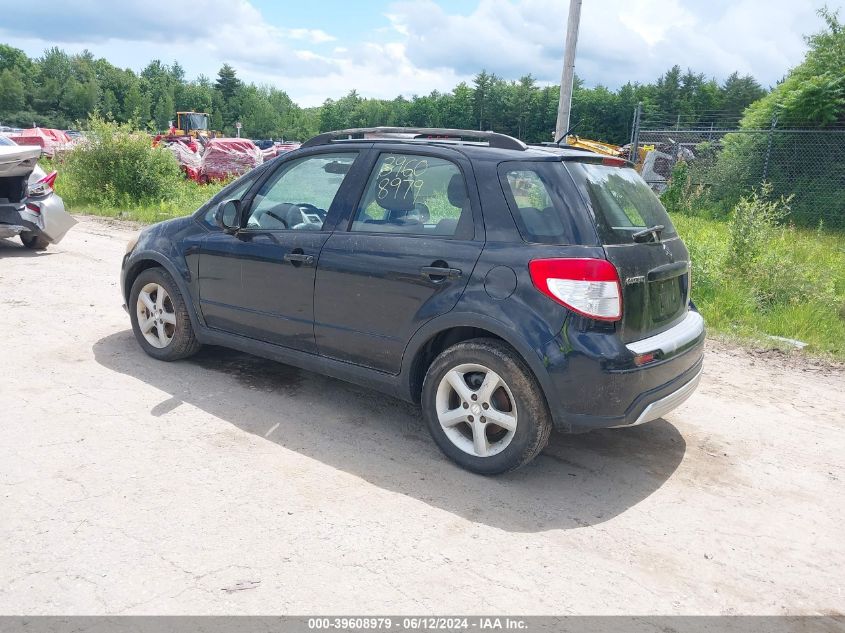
(0, 0), (840, 105)
(386, 0), (840, 89)
(0, 0), (336, 77)
(286, 28), (336, 44)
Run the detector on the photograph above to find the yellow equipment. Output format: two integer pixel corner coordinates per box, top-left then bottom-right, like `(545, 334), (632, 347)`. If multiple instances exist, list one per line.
(565, 134), (624, 157)
(174, 112), (217, 139)
(565, 135), (652, 168)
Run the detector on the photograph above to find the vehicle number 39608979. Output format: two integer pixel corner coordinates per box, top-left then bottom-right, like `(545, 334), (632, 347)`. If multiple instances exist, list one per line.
(377, 156), (428, 202)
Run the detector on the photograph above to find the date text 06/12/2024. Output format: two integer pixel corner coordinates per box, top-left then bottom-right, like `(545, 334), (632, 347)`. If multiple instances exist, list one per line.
(307, 617), (529, 630)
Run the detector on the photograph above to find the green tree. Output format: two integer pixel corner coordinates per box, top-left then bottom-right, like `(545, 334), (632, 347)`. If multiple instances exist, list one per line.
(123, 81), (149, 123)
(214, 63), (242, 129)
(0, 69), (25, 113)
(61, 77), (98, 120)
(0, 44), (31, 74)
(743, 8), (845, 127)
(238, 86), (280, 137)
(214, 63), (242, 101)
(152, 88), (175, 130)
(720, 72), (766, 124)
(655, 65), (682, 117)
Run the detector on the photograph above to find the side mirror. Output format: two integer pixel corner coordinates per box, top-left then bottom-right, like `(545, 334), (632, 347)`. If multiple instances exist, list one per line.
(215, 199), (242, 233)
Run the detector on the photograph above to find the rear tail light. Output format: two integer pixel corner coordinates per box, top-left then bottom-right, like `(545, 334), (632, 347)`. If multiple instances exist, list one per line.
(42, 170), (58, 188)
(25, 202), (41, 214)
(27, 170), (58, 197)
(529, 258), (622, 321)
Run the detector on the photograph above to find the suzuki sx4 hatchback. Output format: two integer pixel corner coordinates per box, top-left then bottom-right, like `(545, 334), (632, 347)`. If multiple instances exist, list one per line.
(121, 127), (704, 474)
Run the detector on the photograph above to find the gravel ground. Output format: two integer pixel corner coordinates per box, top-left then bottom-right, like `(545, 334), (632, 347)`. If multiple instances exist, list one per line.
(1, 217), (843, 615)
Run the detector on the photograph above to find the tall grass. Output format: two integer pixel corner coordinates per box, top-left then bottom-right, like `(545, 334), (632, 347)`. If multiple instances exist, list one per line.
(673, 211), (845, 359)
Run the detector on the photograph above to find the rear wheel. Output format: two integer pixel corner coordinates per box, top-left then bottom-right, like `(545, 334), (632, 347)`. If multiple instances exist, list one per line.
(129, 267), (201, 361)
(20, 233), (49, 250)
(421, 338), (552, 474)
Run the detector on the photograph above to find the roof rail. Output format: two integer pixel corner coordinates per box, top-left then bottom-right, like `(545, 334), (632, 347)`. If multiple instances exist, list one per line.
(300, 127), (527, 151)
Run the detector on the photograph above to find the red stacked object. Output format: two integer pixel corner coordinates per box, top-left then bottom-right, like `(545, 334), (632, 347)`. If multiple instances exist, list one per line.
(200, 138), (263, 182)
(8, 128), (73, 158)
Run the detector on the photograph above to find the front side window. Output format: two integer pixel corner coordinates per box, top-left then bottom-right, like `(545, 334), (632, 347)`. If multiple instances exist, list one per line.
(350, 153), (471, 238)
(202, 171), (259, 226)
(245, 152), (358, 231)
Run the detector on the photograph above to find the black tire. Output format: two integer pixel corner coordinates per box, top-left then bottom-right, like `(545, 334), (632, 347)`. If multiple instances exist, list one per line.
(421, 338), (553, 475)
(129, 267), (201, 361)
(20, 233), (50, 250)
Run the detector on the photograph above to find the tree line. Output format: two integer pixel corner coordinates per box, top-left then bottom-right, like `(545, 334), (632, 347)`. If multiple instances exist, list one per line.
(0, 42), (766, 144)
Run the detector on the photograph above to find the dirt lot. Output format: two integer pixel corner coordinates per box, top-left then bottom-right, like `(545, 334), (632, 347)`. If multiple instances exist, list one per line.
(1, 217), (843, 615)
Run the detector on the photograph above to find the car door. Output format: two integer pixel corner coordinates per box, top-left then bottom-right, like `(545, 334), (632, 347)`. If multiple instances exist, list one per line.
(314, 148), (484, 373)
(197, 151), (360, 352)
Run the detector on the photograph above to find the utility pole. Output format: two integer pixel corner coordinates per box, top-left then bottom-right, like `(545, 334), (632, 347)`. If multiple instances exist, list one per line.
(555, 0), (583, 142)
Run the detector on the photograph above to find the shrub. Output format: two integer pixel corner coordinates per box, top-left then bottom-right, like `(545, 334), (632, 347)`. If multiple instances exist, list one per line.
(727, 183), (790, 271)
(661, 160), (707, 216)
(60, 115), (183, 207)
(726, 184), (840, 310)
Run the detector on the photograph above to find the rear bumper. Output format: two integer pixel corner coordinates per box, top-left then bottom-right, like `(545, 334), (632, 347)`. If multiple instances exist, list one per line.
(541, 309), (705, 432)
(560, 354), (704, 432)
(0, 203), (39, 236)
(610, 362), (702, 428)
(0, 194), (73, 243)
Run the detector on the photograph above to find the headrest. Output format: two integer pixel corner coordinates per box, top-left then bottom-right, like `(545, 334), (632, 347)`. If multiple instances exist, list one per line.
(447, 173), (468, 208)
(375, 183), (416, 213)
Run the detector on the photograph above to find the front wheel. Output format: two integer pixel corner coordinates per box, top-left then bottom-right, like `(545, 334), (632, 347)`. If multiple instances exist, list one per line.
(421, 338), (552, 475)
(129, 267), (201, 361)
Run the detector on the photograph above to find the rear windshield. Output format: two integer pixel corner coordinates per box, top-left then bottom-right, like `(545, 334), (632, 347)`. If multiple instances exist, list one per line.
(498, 160), (676, 245)
(568, 162), (677, 245)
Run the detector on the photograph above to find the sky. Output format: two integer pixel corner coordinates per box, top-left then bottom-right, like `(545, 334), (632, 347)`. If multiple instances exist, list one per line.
(0, 0), (840, 106)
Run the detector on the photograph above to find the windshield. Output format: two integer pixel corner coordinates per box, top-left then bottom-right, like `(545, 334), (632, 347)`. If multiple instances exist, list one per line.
(570, 162), (677, 245)
(183, 114), (208, 131)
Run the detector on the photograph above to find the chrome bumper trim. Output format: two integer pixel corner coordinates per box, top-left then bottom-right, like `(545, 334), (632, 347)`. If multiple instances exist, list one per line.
(626, 310), (705, 356)
(615, 366), (703, 428)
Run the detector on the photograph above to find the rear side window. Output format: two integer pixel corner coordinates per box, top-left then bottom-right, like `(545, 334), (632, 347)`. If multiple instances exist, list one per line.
(568, 162), (677, 245)
(499, 162), (579, 244)
(350, 153), (472, 238)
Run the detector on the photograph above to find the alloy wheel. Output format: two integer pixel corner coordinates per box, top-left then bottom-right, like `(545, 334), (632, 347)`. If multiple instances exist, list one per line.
(136, 282), (177, 349)
(435, 363), (518, 458)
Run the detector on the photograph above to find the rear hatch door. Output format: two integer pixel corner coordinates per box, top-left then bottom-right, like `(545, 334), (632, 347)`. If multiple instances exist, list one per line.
(564, 161), (690, 343)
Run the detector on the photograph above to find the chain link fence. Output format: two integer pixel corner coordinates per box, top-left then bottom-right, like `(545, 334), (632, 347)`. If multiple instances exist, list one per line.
(629, 123), (845, 230)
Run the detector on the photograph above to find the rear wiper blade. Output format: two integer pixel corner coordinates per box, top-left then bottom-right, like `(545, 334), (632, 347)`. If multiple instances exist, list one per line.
(631, 225), (665, 243)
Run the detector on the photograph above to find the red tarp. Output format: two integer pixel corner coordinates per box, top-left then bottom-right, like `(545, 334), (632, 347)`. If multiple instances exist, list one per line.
(200, 138), (262, 182)
(162, 140), (202, 182)
(8, 128), (73, 158)
(259, 141), (302, 161)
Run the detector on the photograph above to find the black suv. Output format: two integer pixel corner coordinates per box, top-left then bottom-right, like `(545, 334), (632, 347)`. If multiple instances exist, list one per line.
(121, 127), (704, 474)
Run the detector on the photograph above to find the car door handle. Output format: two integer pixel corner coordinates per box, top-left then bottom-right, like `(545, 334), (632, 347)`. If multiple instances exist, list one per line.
(284, 252), (315, 266)
(421, 266), (462, 281)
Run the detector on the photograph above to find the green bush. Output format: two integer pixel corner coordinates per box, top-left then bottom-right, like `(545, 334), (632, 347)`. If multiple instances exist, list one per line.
(672, 210), (845, 358)
(724, 184), (837, 310)
(661, 160), (708, 216)
(60, 116), (183, 207)
(727, 183), (790, 272)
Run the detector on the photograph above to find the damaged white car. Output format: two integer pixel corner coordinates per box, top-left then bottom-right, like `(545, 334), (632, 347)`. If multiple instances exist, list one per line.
(0, 136), (76, 250)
